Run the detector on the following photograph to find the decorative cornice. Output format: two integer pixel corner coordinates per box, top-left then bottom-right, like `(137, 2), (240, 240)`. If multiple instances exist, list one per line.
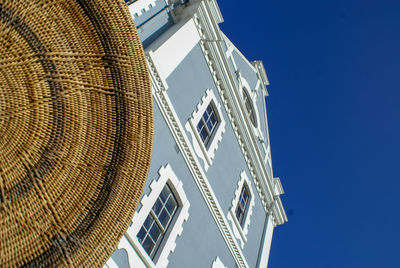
(193, 1), (287, 225)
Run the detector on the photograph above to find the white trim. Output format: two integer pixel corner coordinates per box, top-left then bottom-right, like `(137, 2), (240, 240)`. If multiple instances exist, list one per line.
(227, 171), (255, 248)
(147, 55), (249, 268)
(192, 1), (287, 225)
(238, 75), (263, 141)
(104, 255), (119, 268)
(258, 214), (274, 268)
(127, 0), (158, 17)
(221, 33), (258, 74)
(124, 164), (190, 268)
(211, 256), (227, 268)
(185, 89), (226, 171)
(147, 18), (200, 83)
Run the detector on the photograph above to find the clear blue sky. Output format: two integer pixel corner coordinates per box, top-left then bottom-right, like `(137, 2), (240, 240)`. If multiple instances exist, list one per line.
(219, 1), (400, 267)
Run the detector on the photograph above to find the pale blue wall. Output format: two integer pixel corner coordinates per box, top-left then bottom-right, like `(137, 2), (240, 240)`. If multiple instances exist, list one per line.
(162, 41), (269, 266)
(126, 0), (173, 48)
(143, 100), (236, 267)
(166, 44), (215, 123)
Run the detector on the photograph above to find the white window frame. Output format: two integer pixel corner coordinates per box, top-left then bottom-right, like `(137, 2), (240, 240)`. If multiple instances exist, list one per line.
(125, 164), (190, 268)
(237, 75), (264, 141)
(185, 89), (226, 171)
(227, 171), (255, 248)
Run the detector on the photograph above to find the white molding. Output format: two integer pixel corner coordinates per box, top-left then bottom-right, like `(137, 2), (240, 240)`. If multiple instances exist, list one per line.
(192, 2), (287, 225)
(147, 18), (200, 83)
(237, 75), (263, 141)
(128, 0), (158, 17)
(185, 88), (226, 171)
(124, 164), (190, 268)
(221, 32), (258, 74)
(147, 55), (249, 268)
(104, 254), (119, 268)
(258, 214), (274, 268)
(211, 256), (227, 268)
(227, 171), (255, 248)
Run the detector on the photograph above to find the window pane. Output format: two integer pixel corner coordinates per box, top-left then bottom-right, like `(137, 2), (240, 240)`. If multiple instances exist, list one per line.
(199, 127), (208, 142)
(159, 187), (170, 203)
(143, 215), (153, 230)
(197, 120), (204, 131)
(197, 103), (220, 147)
(152, 199), (163, 216)
(165, 196), (177, 215)
(236, 206), (243, 222)
(158, 209), (170, 229)
(240, 197), (247, 208)
(206, 118), (214, 132)
(142, 236), (155, 256)
(209, 112), (217, 125)
(206, 104), (213, 117)
(241, 187), (248, 200)
(236, 185), (250, 227)
(149, 223), (162, 243)
(242, 89), (257, 127)
(137, 227), (147, 243)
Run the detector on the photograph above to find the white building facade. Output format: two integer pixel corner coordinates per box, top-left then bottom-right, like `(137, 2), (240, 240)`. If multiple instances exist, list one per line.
(106, 1), (287, 267)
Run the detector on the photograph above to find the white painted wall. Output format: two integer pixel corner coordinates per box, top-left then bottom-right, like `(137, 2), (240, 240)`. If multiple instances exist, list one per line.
(149, 19), (200, 81)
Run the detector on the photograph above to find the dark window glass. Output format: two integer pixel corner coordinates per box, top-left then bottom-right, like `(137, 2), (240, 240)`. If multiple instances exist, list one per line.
(235, 184), (250, 227)
(137, 184), (179, 259)
(242, 88), (257, 127)
(196, 103), (219, 147)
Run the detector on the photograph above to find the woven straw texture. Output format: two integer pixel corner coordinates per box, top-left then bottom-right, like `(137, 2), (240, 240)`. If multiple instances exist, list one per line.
(0, 0), (153, 266)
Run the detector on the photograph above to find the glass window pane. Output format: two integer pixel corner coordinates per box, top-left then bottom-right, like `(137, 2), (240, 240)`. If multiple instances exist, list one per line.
(209, 112), (217, 124)
(142, 236), (155, 256)
(165, 195), (177, 215)
(202, 112), (209, 122)
(152, 199), (163, 216)
(159, 187), (170, 203)
(137, 227), (147, 243)
(206, 118), (214, 132)
(143, 215), (153, 230)
(206, 104), (213, 116)
(197, 121), (204, 132)
(158, 209), (171, 228)
(241, 186), (246, 196)
(149, 223), (162, 242)
(240, 197), (246, 208)
(199, 127), (208, 142)
(236, 206), (243, 221)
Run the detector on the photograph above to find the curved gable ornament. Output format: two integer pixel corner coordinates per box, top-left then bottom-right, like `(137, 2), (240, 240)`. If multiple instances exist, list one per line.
(0, 1), (153, 267)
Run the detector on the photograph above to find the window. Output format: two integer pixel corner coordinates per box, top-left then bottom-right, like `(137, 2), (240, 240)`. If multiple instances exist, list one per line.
(137, 184), (178, 259)
(227, 171), (255, 248)
(185, 89), (226, 171)
(116, 164), (189, 268)
(242, 88), (257, 127)
(196, 103), (219, 147)
(235, 184), (250, 227)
